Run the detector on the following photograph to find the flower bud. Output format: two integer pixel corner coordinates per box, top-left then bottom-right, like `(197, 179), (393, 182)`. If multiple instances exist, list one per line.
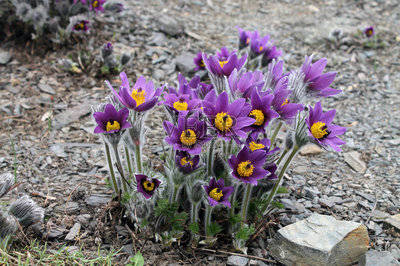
(9, 195), (44, 227)
(0, 172), (14, 198)
(0, 211), (17, 238)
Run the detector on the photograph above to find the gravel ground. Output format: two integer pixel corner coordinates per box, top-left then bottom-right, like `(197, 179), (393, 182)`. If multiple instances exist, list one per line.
(0, 0), (399, 264)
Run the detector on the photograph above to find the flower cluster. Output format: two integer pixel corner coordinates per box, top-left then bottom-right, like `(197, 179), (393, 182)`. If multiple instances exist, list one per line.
(93, 28), (346, 248)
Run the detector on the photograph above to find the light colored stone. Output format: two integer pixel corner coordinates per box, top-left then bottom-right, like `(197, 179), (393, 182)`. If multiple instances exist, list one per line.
(175, 52), (195, 75)
(300, 144), (323, 155)
(65, 223), (81, 241)
(358, 250), (399, 266)
(227, 255), (249, 266)
(269, 213), (370, 266)
(0, 49), (11, 65)
(344, 151), (367, 173)
(384, 214), (400, 231)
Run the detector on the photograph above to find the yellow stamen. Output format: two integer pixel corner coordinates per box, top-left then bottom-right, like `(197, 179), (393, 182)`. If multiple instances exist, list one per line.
(131, 89), (146, 106)
(173, 101), (188, 111)
(237, 161), (254, 177)
(180, 129), (197, 146)
(249, 141), (265, 151)
(215, 112), (233, 132)
(259, 46), (263, 52)
(92, 0), (99, 8)
(219, 60), (228, 68)
(281, 98), (289, 107)
(311, 122), (329, 139)
(246, 37), (250, 44)
(143, 180), (155, 192)
(106, 121), (120, 132)
(249, 109), (265, 126)
(180, 157), (193, 167)
(199, 60), (205, 67)
(209, 188), (223, 201)
(366, 30), (373, 36)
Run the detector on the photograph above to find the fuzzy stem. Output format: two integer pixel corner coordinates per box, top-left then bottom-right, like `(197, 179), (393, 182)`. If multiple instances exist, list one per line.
(134, 144), (142, 173)
(169, 184), (179, 204)
(229, 183), (240, 218)
(104, 142), (120, 199)
(204, 205), (213, 236)
(262, 145), (299, 215)
(276, 148), (289, 166)
(240, 183), (252, 225)
(112, 143), (127, 192)
(191, 202), (200, 223)
(174, 185), (182, 202)
(270, 121), (283, 147)
(207, 138), (216, 177)
(124, 146), (133, 180)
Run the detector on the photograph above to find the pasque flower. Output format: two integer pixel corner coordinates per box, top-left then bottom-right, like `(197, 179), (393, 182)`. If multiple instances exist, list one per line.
(164, 112), (212, 155)
(364, 26), (374, 38)
(249, 31), (270, 58)
(107, 72), (162, 112)
(243, 90), (279, 134)
(262, 60), (285, 91)
(306, 102), (346, 152)
(194, 52), (206, 71)
(261, 45), (282, 67)
(228, 146), (268, 185)
(90, 0), (105, 13)
(228, 68), (264, 98)
(245, 133), (279, 155)
(136, 174), (161, 199)
(203, 178), (234, 207)
(175, 150), (201, 174)
(73, 20), (89, 32)
(202, 48), (247, 77)
(301, 55), (341, 97)
(236, 26), (252, 49)
(271, 79), (304, 123)
(202, 90), (254, 141)
(93, 104), (132, 134)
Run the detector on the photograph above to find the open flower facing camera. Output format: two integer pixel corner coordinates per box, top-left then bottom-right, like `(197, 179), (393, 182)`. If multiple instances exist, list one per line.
(92, 28), (346, 250)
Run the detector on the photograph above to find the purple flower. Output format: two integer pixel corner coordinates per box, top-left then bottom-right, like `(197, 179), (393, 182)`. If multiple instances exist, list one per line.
(107, 72), (162, 112)
(163, 93), (201, 114)
(175, 151), (200, 174)
(136, 174), (161, 199)
(194, 52), (206, 71)
(228, 69), (264, 98)
(102, 42), (113, 58)
(236, 26), (252, 49)
(263, 60), (286, 91)
(228, 146), (268, 185)
(163, 113), (212, 155)
(93, 104), (132, 134)
(243, 90), (279, 134)
(301, 55), (341, 97)
(202, 90), (254, 141)
(306, 102), (346, 152)
(261, 45), (282, 67)
(90, 0), (105, 13)
(265, 164), (278, 180)
(203, 178), (234, 207)
(271, 80), (304, 123)
(73, 20), (89, 32)
(202, 49), (247, 77)
(250, 32), (270, 58)
(245, 132), (279, 156)
(364, 26), (374, 38)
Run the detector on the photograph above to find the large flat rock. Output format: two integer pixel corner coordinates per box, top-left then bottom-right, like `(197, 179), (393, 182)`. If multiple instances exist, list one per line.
(269, 213), (369, 266)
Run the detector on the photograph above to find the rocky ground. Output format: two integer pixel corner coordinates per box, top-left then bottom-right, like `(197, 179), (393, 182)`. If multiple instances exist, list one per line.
(1, 0), (400, 265)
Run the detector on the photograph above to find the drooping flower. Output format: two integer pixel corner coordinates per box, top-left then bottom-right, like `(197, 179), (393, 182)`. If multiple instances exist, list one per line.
(202, 49), (247, 77)
(93, 104), (132, 134)
(249, 32), (270, 58)
(271, 79), (304, 124)
(245, 132), (279, 156)
(364, 26), (374, 38)
(136, 174), (161, 199)
(175, 151), (201, 174)
(90, 0), (105, 13)
(243, 90), (279, 133)
(163, 112), (212, 155)
(107, 72), (162, 112)
(73, 20), (89, 32)
(194, 52), (206, 71)
(261, 45), (282, 67)
(203, 178), (234, 207)
(202, 90), (254, 141)
(228, 68), (264, 98)
(300, 55), (341, 97)
(236, 26), (252, 50)
(306, 102), (346, 152)
(228, 146), (268, 185)
(102, 42), (113, 58)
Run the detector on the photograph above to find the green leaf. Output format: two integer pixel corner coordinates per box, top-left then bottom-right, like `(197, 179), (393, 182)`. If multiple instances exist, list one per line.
(229, 214), (242, 225)
(235, 224), (255, 241)
(206, 222), (222, 237)
(129, 252), (144, 266)
(271, 201), (285, 209)
(189, 222), (199, 235)
(276, 186), (289, 194)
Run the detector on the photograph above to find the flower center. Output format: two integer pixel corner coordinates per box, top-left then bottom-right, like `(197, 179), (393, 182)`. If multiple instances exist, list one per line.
(246, 37), (250, 44)
(249, 109), (265, 126)
(180, 157), (193, 167)
(131, 88), (146, 106)
(142, 180), (155, 192)
(180, 129), (197, 146)
(92, 0), (99, 7)
(219, 60), (228, 68)
(215, 112), (233, 132)
(75, 22), (85, 30)
(259, 46), (263, 52)
(106, 121), (120, 132)
(249, 141), (265, 151)
(281, 98), (289, 107)
(237, 160), (254, 177)
(199, 60), (205, 67)
(173, 100), (188, 111)
(209, 188), (223, 201)
(366, 29), (373, 37)
(311, 122), (329, 139)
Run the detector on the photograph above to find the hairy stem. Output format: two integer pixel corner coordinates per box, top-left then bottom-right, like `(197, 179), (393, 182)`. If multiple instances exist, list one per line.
(240, 183), (253, 225)
(204, 205), (213, 236)
(270, 121), (283, 147)
(104, 142), (120, 200)
(135, 144), (142, 173)
(276, 148), (289, 166)
(112, 143), (127, 192)
(124, 146), (133, 180)
(207, 138), (216, 177)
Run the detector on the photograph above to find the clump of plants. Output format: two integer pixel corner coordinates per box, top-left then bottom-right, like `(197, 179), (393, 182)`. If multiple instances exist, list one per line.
(92, 28), (346, 250)
(0, 0), (123, 44)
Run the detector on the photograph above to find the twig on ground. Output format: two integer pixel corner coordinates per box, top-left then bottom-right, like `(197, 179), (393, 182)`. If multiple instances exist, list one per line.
(197, 248), (276, 263)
